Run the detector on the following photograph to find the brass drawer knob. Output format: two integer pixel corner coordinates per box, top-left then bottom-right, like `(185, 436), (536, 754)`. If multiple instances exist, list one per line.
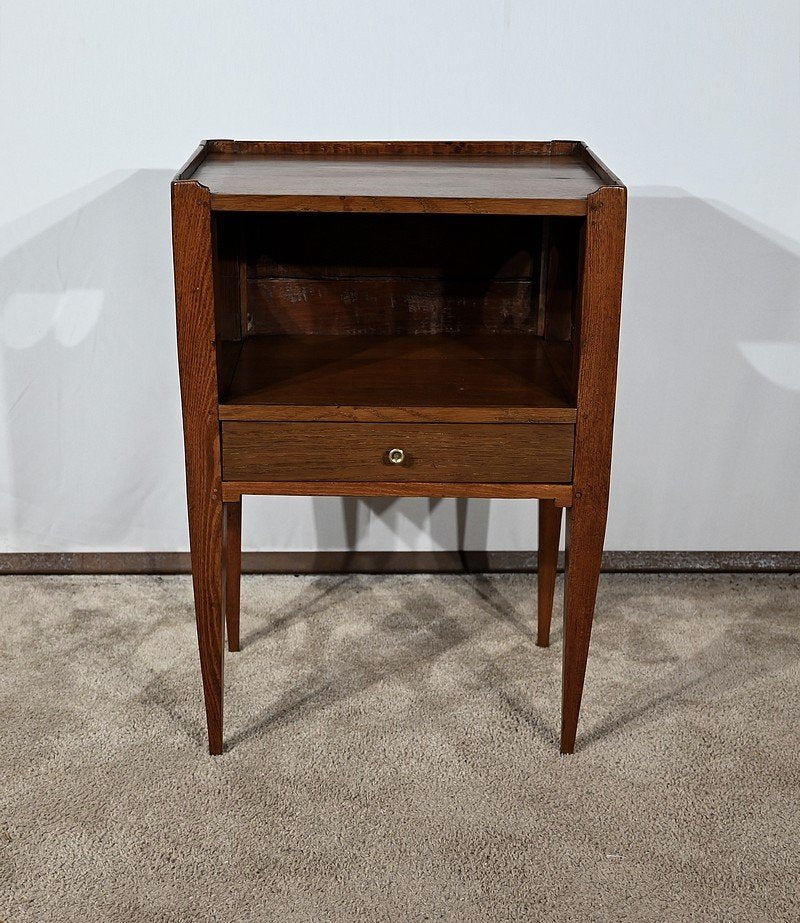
(388, 448), (405, 465)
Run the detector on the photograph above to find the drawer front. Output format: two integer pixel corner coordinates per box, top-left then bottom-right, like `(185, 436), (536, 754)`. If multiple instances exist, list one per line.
(222, 422), (574, 483)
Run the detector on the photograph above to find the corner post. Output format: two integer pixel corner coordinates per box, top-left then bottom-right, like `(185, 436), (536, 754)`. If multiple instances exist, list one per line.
(172, 179), (225, 755)
(561, 183), (627, 753)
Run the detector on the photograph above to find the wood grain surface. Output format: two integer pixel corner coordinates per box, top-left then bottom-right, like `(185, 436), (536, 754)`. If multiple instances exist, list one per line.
(172, 180), (226, 755)
(560, 185), (627, 753)
(219, 481), (574, 503)
(239, 210), (546, 336)
(537, 498), (563, 647)
(183, 140), (617, 215)
(220, 334), (576, 424)
(221, 422), (575, 484)
(223, 501), (241, 653)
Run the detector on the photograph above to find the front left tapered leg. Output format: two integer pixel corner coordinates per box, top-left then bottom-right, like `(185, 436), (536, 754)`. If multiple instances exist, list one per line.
(537, 499), (563, 647)
(224, 501), (242, 652)
(173, 180), (227, 754)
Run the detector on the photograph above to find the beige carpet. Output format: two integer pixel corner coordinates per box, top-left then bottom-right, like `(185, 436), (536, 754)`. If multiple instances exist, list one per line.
(1, 573), (798, 922)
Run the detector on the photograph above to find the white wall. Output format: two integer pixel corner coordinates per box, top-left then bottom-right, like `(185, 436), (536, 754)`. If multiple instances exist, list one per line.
(1, 0), (798, 553)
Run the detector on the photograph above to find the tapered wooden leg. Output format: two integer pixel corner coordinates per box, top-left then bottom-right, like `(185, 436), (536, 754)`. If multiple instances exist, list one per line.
(189, 497), (225, 755)
(537, 499), (562, 647)
(559, 185), (626, 753)
(224, 501), (242, 653)
(560, 492), (607, 754)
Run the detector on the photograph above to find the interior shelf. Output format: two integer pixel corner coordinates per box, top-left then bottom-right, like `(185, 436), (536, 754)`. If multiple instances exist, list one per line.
(219, 333), (575, 423)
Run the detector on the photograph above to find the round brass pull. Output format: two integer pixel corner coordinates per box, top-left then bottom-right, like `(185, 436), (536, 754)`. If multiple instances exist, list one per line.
(388, 448), (405, 465)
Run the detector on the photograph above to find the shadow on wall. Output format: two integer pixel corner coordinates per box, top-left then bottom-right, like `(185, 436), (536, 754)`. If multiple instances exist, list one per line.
(610, 188), (800, 550)
(0, 170), (186, 550)
(310, 494), (491, 563)
(0, 170), (491, 554)
(1, 183), (798, 552)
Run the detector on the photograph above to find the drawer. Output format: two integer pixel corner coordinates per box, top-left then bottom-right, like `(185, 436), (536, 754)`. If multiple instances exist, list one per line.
(221, 422), (574, 483)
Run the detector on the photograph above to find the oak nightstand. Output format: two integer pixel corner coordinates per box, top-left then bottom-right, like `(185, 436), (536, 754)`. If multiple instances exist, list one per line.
(171, 140), (626, 754)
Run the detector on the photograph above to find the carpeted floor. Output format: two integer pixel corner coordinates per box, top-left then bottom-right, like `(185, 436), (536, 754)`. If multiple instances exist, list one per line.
(1, 573), (798, 922)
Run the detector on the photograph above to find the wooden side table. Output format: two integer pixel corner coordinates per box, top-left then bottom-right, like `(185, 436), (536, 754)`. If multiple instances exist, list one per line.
(171, 141), (626, 755)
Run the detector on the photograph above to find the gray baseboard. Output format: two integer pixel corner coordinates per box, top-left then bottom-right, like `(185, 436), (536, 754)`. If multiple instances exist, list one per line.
(0, 550), (797, 575)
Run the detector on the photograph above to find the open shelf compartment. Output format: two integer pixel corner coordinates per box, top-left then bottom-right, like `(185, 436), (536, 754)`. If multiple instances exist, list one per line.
(220, 333), (575, 423)
(212, 211), (582, 423)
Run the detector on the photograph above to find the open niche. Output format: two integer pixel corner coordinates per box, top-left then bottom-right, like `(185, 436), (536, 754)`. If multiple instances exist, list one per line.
(212, 211), (583, 424)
